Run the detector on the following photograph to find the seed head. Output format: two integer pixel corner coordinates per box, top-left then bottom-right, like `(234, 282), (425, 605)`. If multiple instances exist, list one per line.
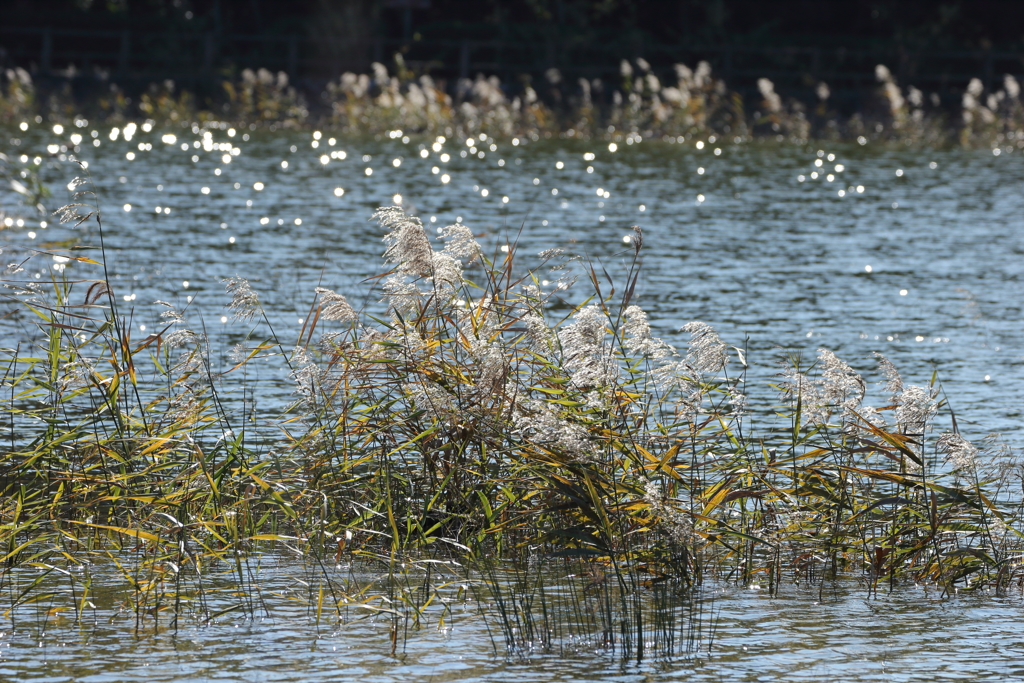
(377, 206), (433, 277)
(315, 287), (357, 323)
(223, 276), (261, 322)
(439, 222), (480, 263)
(681, 321), (727, 375)
(936, 432), (978, 474)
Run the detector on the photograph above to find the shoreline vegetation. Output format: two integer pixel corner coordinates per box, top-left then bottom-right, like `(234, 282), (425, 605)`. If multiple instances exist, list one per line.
(3, 57), (1024, 148)
(1, 162), (1023, 657)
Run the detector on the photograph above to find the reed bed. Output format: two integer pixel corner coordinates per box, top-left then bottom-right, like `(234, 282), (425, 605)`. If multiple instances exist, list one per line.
(4, 59), (1024, 148)
(1, 173), (1023, 659)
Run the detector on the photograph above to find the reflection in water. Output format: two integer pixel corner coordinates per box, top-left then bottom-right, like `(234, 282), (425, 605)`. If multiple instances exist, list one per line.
(1, 566), (1023, 682)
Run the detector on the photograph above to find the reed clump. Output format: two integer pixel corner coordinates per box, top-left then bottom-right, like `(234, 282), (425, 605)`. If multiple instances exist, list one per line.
(9, 55), (1024, 149)
(1, 183), (1023, 656)
(0, 68), (35, 125)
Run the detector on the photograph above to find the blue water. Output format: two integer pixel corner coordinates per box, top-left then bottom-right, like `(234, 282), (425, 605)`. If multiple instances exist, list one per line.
(2, 124), (1024, 680)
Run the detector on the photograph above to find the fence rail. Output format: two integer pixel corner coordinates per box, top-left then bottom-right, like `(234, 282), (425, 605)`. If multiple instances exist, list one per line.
(2, 26), (1024, 100)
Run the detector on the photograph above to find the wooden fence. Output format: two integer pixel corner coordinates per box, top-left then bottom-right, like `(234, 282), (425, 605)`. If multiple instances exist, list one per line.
(2, 26), (1024, 104)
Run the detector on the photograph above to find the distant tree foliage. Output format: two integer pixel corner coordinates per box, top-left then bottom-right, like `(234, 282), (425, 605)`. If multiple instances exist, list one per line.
(3, 0), (1023, 51)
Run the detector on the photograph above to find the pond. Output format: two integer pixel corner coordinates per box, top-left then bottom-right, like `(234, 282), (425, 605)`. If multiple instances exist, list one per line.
(2, 124), (1024, 681)
(5, 125), (1022, 443)
(1, 568), (1023, 682)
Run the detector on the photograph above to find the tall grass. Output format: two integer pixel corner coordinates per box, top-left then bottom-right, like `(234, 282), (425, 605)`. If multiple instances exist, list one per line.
(1, 175), (1022, 658)
(5, 58), (1024, 148)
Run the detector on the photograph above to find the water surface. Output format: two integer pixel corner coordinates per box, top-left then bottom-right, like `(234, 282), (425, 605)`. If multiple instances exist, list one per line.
(2, 125), (1024, 680)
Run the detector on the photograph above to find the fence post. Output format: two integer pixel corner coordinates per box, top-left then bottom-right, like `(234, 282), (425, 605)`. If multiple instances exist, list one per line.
(41, 27), (52, 72)
(983, 48), (994, 91)
(203, 32), (216, 72)
(459, 40), (470, 80)
(118, 30), (130, 75)
(288, 36), (298, 78)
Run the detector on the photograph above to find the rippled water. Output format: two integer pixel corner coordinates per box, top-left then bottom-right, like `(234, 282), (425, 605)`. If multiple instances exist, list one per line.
(2, 571), (1024, 682)
(3, 125), (1024, 679)
(6, 125), (1023, 443)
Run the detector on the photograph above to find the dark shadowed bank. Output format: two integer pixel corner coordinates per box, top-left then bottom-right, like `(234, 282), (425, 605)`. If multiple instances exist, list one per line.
(4, 1), (1024, 146)
(3, 55), (1024, 150)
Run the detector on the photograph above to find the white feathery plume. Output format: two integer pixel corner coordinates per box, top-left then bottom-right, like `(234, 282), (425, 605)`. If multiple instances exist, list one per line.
(438, 222), (481, 263)
(223, 276), (261, 322)
(558, 305), (617, 389)
(936, 432), (978, 474)
(623, 305), (674, 361)
(681, 321), (728, 375)
(377, 206), (432, 277)
(315, 287), (357, 323)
